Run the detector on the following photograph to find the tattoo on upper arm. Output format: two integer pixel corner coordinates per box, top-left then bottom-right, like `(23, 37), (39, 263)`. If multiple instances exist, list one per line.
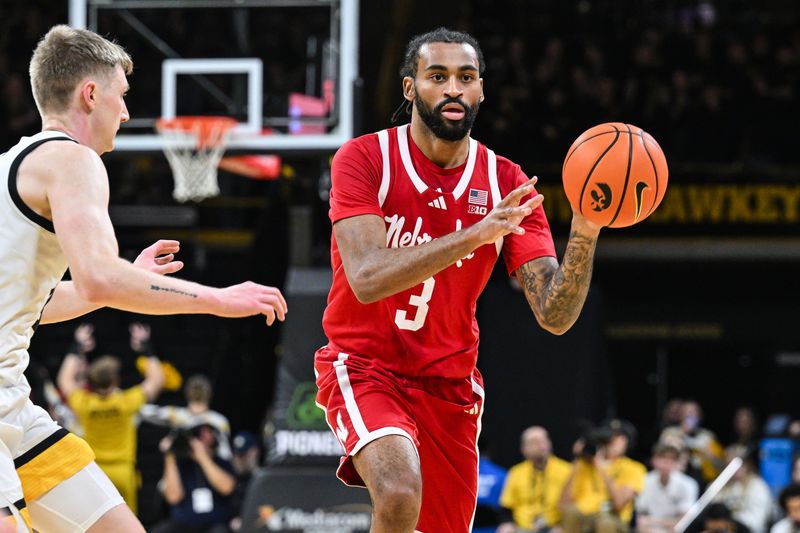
(150, 285), (198, 298)
(517, 230), (597, 329)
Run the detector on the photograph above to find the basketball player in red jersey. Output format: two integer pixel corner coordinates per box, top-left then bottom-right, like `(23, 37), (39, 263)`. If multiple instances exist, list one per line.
(314, 28), (602, 533)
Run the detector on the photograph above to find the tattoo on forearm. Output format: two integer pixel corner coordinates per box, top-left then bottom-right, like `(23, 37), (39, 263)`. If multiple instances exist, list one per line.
(518, 230), (597, 331)
(150, 285), (198, 298)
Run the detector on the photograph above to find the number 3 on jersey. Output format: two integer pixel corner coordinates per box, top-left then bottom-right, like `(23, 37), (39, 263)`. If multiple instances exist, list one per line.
(395, 277), (435, 331)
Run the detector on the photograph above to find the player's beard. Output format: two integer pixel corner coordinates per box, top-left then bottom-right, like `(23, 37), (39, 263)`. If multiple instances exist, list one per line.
(414, 92), (479, 142)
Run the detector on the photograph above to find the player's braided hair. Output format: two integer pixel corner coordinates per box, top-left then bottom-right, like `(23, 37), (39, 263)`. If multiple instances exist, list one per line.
(391, 27), (485, 124)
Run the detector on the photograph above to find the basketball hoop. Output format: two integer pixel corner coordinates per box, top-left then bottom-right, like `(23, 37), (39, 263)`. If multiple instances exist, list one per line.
(156, 116), (237, 202)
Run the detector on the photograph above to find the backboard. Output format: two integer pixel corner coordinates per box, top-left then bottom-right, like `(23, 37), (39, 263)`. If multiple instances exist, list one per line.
(69, 0), (358, 153)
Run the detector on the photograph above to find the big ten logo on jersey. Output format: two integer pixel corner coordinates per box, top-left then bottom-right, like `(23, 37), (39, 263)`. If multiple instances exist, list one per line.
(468, 187), (489, 216)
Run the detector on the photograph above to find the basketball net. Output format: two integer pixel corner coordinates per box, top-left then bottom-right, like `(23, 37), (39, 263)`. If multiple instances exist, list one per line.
(156, 116), (237, 202)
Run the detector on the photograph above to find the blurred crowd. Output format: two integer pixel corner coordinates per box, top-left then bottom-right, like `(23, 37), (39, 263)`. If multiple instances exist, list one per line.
(0, 2), (64, 151)
(33, 323), (800, 533)
(475, 398), (800, 533)
(3, 1), (800, 171)
(468, 0), (800, 169)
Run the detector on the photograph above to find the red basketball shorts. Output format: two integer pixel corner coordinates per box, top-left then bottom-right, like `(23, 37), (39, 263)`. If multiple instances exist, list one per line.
(314, 347), (485, 533)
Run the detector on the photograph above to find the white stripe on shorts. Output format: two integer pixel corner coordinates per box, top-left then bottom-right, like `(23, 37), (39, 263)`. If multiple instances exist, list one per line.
(333, 353), (369, 438)
(351, 426), (416, 457)
(471, 377), (485, 399)
(468, 376), (485, 532)
(331, 353), (418, 460)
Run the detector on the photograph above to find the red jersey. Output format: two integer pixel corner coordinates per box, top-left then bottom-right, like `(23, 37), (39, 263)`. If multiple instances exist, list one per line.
(319, 124), (556, 379)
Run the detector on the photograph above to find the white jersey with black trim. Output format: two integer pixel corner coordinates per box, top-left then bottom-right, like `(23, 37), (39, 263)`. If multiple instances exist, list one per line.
(0, 131), (74, 406)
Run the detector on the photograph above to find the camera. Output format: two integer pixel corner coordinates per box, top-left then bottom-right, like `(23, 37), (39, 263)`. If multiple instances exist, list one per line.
(579, 426), (613, 461)
(165, 424), (218, 461)
(166, 428), (194, 461)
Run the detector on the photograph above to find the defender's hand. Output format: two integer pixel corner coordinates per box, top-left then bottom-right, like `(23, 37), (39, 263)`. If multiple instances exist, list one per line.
(214, 282), (288, 326)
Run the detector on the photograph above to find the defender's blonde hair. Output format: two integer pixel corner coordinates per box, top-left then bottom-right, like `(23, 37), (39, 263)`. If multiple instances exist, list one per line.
(29, 25), (133, 114)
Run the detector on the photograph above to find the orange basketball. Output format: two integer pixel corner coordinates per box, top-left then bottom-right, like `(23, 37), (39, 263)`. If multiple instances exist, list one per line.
(562, 123), (668, 228)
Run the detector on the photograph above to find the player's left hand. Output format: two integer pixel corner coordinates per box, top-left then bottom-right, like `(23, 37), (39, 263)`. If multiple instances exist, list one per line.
(134, 239), (184, 275)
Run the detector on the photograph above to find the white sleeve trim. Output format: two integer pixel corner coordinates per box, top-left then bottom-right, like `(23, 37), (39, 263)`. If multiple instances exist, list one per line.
(377, 129), (391, 207)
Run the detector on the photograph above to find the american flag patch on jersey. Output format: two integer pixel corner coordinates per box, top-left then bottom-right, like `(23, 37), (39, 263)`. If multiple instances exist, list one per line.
(468, 188), (488, 206)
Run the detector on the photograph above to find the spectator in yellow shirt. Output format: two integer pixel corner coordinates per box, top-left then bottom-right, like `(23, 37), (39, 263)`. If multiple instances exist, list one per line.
(560, 419), (647, 533)
(57, 323), (165, 515)
(497, 426), (572, 533)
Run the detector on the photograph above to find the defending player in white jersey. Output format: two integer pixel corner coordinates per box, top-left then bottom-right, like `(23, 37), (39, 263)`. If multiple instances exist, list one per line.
(0, 25), (286, 532)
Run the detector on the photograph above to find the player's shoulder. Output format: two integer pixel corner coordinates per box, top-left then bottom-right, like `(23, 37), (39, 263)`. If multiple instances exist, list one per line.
(476, 140), (524, 180)
(494, 152), (524, 179)
(335, 130), (384, 160)
(32, 137), (98, 162)
(332, 130), (390, 182)
(28, 139), (104, 179)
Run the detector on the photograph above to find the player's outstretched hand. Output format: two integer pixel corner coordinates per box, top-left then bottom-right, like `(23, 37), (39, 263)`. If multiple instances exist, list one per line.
(134, 239), (185, 275)
(215, 281), (288, 326)
(472, 176), (543, 245)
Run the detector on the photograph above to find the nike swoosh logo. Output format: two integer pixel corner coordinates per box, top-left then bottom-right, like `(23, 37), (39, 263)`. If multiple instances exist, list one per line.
(634, 181), (649, 222)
